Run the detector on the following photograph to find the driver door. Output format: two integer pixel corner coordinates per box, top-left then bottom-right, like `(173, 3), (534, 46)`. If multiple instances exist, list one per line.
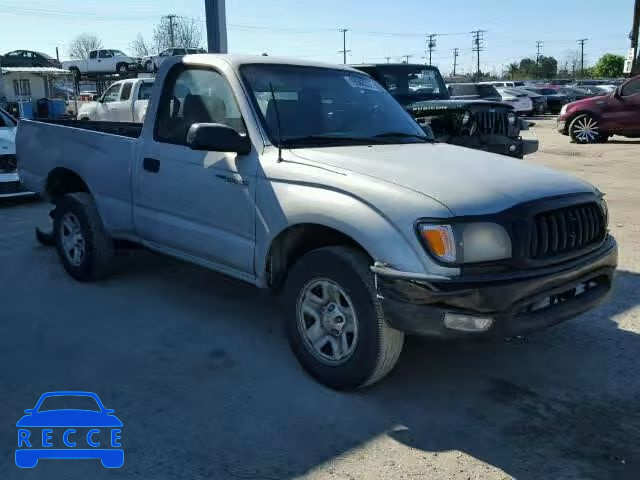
(95, 83), (122, 120)
(618, 78), (640, 133)
(134, 64), (259, 279)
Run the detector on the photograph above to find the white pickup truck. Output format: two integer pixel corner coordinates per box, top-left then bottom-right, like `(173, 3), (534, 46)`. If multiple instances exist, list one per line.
(77, 78), (154, 123)
(62, 49), (139, 78)
(17, 55), (617, 389)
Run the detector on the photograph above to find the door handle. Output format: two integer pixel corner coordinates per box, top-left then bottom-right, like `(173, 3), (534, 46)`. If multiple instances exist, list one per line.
(143, 157), (160, 173)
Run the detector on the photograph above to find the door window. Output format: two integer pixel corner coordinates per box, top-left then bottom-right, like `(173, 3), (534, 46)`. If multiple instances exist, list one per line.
(102, 84), (122, 103)
(99, 50), (113, 59)
(155, 66), (246, 145)
(89, 51), (98, 59)
(120, 82), (133, 101)
(173, 48), (187, 55)
(621, 79), (640, 97)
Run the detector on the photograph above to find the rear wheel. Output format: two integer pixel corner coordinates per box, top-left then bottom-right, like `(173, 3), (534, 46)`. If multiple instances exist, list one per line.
(144, 61), (154, 72)
(53, 193), (114, 281)
(283, 246), (405, 390)
(569, 113), (603, 144)
(116, 63), (128, 75)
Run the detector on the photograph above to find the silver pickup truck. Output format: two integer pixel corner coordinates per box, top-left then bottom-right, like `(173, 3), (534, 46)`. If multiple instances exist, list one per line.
(17, 55), (617, 389)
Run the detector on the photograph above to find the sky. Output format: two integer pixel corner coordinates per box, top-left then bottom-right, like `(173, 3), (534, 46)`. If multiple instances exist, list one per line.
(0, 0), (635, 75)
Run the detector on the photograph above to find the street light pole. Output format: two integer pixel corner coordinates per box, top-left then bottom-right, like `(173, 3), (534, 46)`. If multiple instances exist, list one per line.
(204, 0), (228, 53)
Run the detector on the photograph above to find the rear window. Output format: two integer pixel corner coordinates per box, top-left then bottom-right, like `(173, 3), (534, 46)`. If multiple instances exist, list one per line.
(449, 84), (479, 96)
(138, 82), (153, 100)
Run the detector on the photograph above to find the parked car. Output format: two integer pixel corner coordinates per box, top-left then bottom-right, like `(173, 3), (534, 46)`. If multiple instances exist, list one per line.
(556, 86), (598, 102)
(142, 47), (207, 72)
(62, 50), (139, 79)
(571, 80), (605, 87)
(480, 81), (525, 88)
(1, 50), (61, 69)
(558, 75), (640, 143)
(77, 78), (154, 123)
(0, 107), (32, 198)
(447, 83), (503, 102)
(521, 87), (568, 114)
(17, 55), (617, 389)
(354, 64), (537, 158)
(512, 87), (547, 114)
(496, 88), (533, 115)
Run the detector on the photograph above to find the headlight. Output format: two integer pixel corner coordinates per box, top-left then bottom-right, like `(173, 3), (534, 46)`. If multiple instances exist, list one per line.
(560, 104), (568, 115)
(418, 222), (512, 264)
(507, 112), (516, 124)
(599, 197), (609, 226)
(461, 111), (471, 126)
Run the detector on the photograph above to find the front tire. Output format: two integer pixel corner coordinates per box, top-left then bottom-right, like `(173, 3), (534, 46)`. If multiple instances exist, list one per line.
(53, 193), (114, 281)
(283, 246), (404, 390)
(116, 63), (128, 76)
(569, 113), (602, 144)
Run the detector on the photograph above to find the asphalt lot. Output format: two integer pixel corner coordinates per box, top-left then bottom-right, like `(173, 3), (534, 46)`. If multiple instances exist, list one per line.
(1, 118), (639, 480)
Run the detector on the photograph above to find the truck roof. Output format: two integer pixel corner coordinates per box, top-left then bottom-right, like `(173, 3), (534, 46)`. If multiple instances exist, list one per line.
(184, 54), (361, 72)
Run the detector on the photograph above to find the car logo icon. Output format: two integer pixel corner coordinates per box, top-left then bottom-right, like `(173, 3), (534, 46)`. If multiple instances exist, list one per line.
(15, 391), (123, 468)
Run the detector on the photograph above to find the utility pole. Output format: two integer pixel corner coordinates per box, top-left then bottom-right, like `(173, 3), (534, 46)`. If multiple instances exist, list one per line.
(55, 47), (60, 63)
(452, 48), (459, 76)
(471, 30), (485, 81)
(427, 34), (437, 65)
(578, 38), (588, 77)
(338, 28), (350, 64)
(165, 14), (178, 46)
(630, 0), (640, 75)
(402, 55), (411, 63)
(385, 56), (392, 63)
(536, 41), (543, 78)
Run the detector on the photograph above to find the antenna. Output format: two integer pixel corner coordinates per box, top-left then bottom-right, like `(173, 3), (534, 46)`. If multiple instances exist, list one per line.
(269, 82), (283, 163)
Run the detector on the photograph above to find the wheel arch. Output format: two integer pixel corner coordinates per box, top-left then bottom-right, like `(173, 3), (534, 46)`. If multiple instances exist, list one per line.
(45, 167), (91, 202)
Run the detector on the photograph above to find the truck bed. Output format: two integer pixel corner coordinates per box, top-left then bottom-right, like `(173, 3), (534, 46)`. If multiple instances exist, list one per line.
(34, 119), (142, 138)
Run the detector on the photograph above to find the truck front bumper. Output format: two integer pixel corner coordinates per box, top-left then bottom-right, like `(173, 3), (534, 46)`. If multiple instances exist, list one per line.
(375, 237), (617, 338)
(446, 135), (538, 158)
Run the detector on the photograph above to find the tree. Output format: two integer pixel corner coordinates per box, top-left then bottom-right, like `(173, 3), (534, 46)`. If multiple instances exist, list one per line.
(593, 53), (625, 78)
(67, 33), (103, 59)
(130, 34), (152, 57)
(562, 50), (581, 78)
(131, 16), (204, 57)
(152, 16), (203, 52)
(538, 56), (558, 79)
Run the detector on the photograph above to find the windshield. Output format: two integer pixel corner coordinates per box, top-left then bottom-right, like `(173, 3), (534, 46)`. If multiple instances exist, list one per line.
(111, 50), (128, 57)
(241, 64), (428, 148)
(357, 65), (449, 103)
(37, 395), (101, 412)
(0, 108), (17, 128)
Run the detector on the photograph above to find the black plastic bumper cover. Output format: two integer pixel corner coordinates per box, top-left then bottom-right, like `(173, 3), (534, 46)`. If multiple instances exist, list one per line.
(377, 237), (617, 338)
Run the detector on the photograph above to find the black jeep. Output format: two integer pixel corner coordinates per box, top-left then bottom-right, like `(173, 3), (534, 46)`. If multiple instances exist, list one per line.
(353, 64), (538, 158)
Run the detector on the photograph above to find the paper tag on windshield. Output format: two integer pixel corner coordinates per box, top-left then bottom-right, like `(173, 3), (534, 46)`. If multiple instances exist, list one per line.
(344, 75), (382, 91)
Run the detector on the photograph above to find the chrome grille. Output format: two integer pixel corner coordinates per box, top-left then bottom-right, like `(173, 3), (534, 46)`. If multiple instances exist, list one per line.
(528, 203), (606, 259)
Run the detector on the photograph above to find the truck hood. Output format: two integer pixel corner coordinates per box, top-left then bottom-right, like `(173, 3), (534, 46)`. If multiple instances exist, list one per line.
(290, 143), (596, 215)
(0, 127), (16, 155)
(405, 98), (512, 114)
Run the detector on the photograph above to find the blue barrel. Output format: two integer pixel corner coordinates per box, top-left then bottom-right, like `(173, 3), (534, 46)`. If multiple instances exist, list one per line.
(18, 101), (34, 119)
(48, 99), (66, 118)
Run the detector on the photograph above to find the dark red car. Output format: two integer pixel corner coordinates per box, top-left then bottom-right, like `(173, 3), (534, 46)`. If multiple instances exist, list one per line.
(557, 75), (640, 143)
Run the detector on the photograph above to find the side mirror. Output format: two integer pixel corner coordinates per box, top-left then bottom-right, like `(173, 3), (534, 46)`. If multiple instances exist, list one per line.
(187, 123), (251, 155)
(93, 95), (101, 101)
(24, 409), (34, 414)
(105, 409), (115, 414)
(614, 87), (623, 99)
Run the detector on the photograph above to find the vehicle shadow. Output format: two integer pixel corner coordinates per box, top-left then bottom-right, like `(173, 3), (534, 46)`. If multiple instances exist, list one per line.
(608, 139), (640, 145)
(108, 257), (640, 480)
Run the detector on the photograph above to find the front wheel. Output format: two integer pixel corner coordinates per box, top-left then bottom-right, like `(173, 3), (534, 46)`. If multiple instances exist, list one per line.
(569, 113), (603, 144)
(116, 63), (128, 75)
(283, 246), (405, 390)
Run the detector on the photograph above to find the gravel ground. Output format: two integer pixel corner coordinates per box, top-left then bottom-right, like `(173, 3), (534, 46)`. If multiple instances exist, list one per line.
(0, 118), (638, 480)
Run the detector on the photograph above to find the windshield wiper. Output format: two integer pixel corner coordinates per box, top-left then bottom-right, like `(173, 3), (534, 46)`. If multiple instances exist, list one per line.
(373, 132), (433, 142)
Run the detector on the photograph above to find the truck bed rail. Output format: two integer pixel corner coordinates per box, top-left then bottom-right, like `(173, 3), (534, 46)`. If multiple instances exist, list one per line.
(27, 119), (142, 139)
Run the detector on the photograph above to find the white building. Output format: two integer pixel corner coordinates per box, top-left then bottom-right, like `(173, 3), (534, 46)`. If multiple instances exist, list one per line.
(0, 67), (74, 102)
